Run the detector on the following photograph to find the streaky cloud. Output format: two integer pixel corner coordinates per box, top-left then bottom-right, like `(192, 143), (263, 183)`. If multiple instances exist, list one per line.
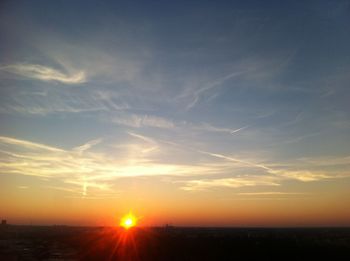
(185, 70), (248, 110)
(112, 113), (174, 129)
(0, 136), (64, 152)
(192, 122), (249, 135)
(127, 132), (155, 144)
(181, 176), (280, 191)
(0, 135), (226, 196)
(73, 138), (103, 153)
(0, 63), (86, 84)
(197, 149), (335, 183)
(230, 126), (249, 135)
(237, 192), (308, 196)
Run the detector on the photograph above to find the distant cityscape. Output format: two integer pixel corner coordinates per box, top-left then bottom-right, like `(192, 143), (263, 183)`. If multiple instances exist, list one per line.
(1, 223), (350, 260)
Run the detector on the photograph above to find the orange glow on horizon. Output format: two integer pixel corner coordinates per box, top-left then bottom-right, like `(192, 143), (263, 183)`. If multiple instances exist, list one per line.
(120, 213), (137, 229)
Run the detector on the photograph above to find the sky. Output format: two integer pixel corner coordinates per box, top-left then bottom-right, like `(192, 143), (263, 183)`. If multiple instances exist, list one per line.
(1, 0), (350, 227)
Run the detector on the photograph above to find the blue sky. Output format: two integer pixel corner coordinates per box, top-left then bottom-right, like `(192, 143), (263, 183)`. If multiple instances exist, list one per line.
(1, 1), (350, 225)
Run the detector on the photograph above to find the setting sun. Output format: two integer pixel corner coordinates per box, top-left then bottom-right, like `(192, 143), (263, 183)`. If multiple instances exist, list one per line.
(120, 213), (137, 229)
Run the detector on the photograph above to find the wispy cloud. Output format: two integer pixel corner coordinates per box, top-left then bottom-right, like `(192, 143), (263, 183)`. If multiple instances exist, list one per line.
(0, 135), (222, 196)
(112, 113), (174, 129)
(0, 86), (132, 116)
(269, 169), (331, 182)
(170, 147), (347, 192)
(0, 136), (64, 152)
(184, 70), (247, 110)
(181, 176), (280, 191)
(127, 132), (156, 144)
(199, 149), (341, 182)
(198, 150), (272, 172)
(237, 192), (307, 196)
(0, 63), (86, 84)
(298, 156), (350, 167)
(17, 186), (29, 189)
(192, 123), (249, 135)
(0, 133), (348, 198)
(73, 138), (103, 154)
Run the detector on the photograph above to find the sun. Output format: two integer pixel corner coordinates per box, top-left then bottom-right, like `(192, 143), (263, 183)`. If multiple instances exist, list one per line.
(120, 213), (137, 229)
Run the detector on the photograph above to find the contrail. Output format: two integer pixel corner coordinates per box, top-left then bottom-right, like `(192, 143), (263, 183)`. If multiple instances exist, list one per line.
(230, 125), (249, 135)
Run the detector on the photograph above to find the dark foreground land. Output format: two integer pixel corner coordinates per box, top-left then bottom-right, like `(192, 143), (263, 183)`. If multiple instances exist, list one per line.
(1, 225), (350, 260)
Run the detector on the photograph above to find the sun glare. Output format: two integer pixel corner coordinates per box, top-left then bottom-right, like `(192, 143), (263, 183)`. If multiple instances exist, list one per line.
(120, 213), (137, 229)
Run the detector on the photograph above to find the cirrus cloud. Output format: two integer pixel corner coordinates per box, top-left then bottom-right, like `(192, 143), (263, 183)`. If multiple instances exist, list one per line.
(0, 63), (86, 84)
